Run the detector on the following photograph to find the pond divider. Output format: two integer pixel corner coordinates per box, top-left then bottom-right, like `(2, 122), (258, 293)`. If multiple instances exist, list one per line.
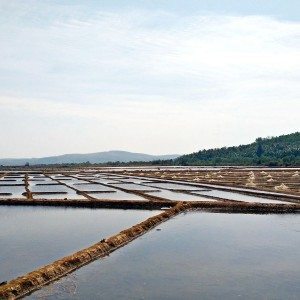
(24, 174), (32, 200)
(0, 198), (176, 210)
(0, 197), (299, 212)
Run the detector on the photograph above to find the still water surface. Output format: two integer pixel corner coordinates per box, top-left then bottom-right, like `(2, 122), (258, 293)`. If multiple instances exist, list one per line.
(0, 206), (158, 282)
(30, 212), (300, 299)
(192, 190), (292, 204)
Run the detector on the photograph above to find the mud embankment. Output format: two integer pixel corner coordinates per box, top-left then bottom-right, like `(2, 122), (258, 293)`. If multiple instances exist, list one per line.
(0, 197), (299, 212)
(183, 200), (300, 213)
(0, 198), (175, 210)
(24, 174), (32, 200)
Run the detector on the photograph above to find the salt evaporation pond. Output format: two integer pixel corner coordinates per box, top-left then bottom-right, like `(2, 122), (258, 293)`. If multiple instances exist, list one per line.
(87, 190), (149, 201)
(30, 212), (300, 299)
(73, 183), (115, 192)
(142, 182), (208, 191)
(0, 185), (26, 198)
(30, 183), (86, 199)
(192, 190), (293, 204)
(1, 176), (24, 184)
(145, 190), (216, 201)
(64, 179), (90, 185)
(30, 184), (73, 193)
(110, 183), (160, 192)
(0, 206), (159, 282)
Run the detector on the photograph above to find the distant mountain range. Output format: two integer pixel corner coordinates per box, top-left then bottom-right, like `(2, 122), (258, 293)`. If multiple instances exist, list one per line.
(0, 151), (180, 166)
(1, 132), (299, 167)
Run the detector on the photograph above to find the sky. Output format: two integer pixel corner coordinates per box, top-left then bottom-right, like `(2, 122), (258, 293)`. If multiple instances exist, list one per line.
(0, 0), (299, 158)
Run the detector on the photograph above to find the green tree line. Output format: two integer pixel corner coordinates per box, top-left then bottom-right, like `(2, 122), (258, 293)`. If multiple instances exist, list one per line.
(174, 132), (300, 166)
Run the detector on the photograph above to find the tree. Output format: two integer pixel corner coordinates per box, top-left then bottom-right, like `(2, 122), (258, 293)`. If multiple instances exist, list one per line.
(256, 138), (264, 157)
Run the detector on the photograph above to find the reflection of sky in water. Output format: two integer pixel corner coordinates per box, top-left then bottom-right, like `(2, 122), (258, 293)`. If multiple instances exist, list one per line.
(142, 182), (209, 191)
(87, 191), (149, 201)
(145, 190), (216, 202)
(110, 183), (160, 191)
(74, 184), (115, 192)
(0, 185), (26, 198)
(31, 213), (300, 300)
(0, 206), (159, 282)
(193, 190), (292, 204)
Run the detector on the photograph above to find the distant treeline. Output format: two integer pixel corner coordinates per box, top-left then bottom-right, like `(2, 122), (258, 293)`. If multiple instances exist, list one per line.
(1, 132), (299, 169)
(174, 132), (300, 166)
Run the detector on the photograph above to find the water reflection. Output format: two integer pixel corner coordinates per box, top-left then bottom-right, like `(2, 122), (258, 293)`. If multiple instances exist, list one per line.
(30, 212), (300, 300)
(0, 206), (158, 282)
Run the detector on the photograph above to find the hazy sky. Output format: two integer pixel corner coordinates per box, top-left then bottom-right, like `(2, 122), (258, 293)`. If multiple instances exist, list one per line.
(0, 0), (299, 158)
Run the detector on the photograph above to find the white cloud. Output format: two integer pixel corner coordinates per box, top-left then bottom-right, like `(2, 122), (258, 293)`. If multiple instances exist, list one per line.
(0, 5), (299, 156)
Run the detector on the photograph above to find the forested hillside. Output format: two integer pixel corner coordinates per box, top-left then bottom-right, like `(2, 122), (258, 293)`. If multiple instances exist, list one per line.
(174, 132), (300, 166)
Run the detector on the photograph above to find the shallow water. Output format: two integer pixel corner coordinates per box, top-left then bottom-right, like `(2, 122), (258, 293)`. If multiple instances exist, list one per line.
(91, 179), (119, 184)
(145, 190), (216, 201)
(142, 182), (209, 191)
(65, 179), (90, 185)
(118, 178), (143, 184)
(0, 185), (26, 198)
(73, 184), (116, 192)
(110, 183), (160, 192)
(30, 183), (85, 199)
(87, 191), (149, 201)
(30, 184), (73, 193)
(0, 206), (159, 282)
(30, 212), (300, 300)
(192, 190), (292, 204)
(1, 176), (24, 184)
(32, 193), (88, 200)
(29, 177), (55, 184)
